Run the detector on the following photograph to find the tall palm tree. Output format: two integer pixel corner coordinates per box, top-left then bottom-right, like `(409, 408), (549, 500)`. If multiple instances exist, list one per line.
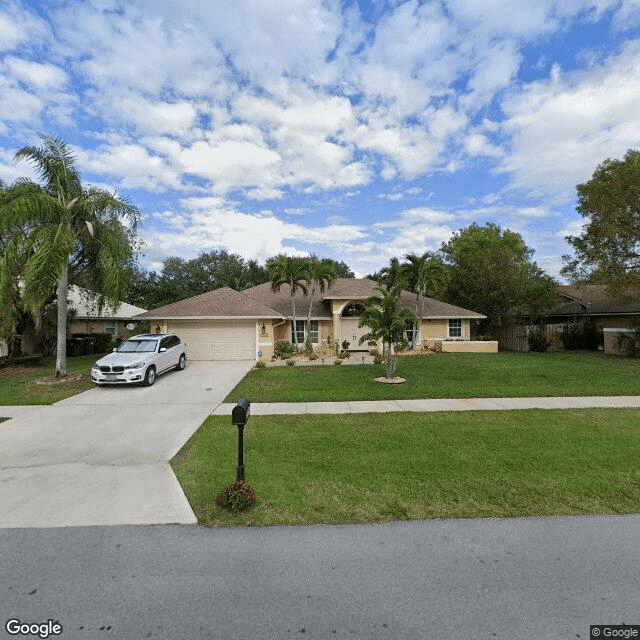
(267, 255), (311, 350)
(0, 135), (139, 377)
(304, 257), (338, 343)
(358, 284), (416, 378)
(403, 251), (449, 349)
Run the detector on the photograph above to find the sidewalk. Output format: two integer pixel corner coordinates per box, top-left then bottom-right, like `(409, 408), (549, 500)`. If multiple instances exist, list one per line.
(212, 395), (640, 415)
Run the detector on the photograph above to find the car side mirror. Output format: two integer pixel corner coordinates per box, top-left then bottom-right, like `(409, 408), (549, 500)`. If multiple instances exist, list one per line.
(159, 347), (167, 352)
(112, 348), (117, 352)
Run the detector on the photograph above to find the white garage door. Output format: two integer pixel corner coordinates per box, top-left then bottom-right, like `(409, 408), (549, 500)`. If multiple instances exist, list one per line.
(166, 321), (256, 360)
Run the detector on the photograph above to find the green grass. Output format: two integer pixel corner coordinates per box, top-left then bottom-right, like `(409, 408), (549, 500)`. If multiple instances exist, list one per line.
(0, 353), (102, 405)
(226, 351), (640, 402)
(172, 408), (640, 526)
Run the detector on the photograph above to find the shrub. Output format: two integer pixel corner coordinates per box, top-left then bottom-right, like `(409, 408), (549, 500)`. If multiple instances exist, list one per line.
(334, 358), (343, 365)
(274, 340), (297, 359)
(528, 328), (550, 353)
(395, 338), (410, 352)
(215, 481), (257, 513)
(561, 323), (601, 350)
(308, 353), (317, 361)
(341, 340), (351, 351)
(286, 358), (296, 366)
(255, 360), (266, 368)
(338, 350), (350, 359)
(373, 354), (384, 365)
(92, 332), (114, 353)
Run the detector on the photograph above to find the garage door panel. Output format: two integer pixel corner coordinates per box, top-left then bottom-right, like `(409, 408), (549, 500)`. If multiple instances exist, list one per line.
(166, 321), (255, 360)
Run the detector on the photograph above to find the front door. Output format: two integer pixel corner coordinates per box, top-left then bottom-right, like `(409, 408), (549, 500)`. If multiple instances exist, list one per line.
(341, 317), (371, 350)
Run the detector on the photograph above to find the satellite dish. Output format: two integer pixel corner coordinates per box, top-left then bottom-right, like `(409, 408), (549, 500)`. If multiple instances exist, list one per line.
(126, 323), (135, 331)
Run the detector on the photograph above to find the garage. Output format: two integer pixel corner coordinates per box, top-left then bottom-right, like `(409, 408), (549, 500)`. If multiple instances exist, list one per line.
(166, 321), (256, 360)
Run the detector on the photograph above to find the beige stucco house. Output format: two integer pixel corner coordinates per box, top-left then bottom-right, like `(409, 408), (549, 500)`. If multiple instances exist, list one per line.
(66, 285), (147, 341)
(136, 278), (486, 361)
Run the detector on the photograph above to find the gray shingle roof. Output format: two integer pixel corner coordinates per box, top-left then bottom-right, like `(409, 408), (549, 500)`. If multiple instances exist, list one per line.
(137, 278), (486, 320)
(547, 285), (640, 316)
(135, 287), (282, 319)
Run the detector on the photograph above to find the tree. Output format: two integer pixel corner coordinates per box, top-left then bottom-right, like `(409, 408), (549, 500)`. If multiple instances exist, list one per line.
(440, 223), (557, 334)
(562, 149), (640, 293)
(358, 284), (416, 379)
(402, 251), (449, 349)
(304, 257), (338, 353)
(266, 255), (310, 350)
(0, 135), (139, 376)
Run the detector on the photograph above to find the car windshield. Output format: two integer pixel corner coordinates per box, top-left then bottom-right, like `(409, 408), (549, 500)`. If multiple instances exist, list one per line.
(117, 339), (158, 353)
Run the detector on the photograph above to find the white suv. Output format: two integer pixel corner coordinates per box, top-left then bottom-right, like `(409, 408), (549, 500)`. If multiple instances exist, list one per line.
(91, 334), (187, 386)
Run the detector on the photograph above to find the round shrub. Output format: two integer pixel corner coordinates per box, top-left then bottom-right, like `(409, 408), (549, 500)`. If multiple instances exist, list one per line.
(215, 481), (257, 513)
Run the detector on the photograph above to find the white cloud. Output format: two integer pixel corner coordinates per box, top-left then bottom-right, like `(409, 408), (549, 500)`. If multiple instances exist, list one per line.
(501, 39), (640, 198)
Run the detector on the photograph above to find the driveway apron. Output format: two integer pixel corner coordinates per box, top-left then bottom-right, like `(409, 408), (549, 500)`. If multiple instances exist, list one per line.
(0, 361), (253, 528)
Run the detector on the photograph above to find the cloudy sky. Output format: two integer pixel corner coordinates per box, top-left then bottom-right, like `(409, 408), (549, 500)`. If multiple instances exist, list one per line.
(1, 0), (639, 278)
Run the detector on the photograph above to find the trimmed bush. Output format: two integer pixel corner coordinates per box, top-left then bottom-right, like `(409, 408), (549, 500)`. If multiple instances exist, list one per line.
(215, 481), (257, 513)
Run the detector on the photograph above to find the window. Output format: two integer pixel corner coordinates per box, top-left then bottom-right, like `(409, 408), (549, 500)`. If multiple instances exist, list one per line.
(291, 320), (319, 344)
(448, 319), (462, 338)
(404, 321), (417, 343)
(105, 320), (116, 336)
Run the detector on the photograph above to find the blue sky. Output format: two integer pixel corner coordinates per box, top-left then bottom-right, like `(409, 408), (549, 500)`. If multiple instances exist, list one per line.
(1, 0), (640, 279)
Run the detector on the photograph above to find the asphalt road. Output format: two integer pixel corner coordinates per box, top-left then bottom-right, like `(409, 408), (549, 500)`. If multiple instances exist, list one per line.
(2, 514), (639, 639)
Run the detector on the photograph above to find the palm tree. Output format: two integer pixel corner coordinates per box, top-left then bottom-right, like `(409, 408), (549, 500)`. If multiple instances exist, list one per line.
(0, 135), (139, 376)
(377, 256), (407, 291)
(403, 251), (449, 349)
(267, 255), (311, 350)
(304, 257), (338, 348)
(358, 284), (416, 378)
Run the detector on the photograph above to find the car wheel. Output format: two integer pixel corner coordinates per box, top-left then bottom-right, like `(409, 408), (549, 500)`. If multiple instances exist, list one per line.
(143, 366), (156, 386)
(176, 354), (186, 371)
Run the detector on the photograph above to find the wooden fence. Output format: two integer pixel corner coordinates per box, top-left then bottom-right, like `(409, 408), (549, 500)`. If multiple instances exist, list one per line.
(498, 323), (580, 352)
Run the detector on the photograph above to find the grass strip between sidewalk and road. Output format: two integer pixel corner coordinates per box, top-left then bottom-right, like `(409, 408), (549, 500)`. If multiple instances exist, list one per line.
(171, 407), (640, 527)
(225, 352), (640, 403)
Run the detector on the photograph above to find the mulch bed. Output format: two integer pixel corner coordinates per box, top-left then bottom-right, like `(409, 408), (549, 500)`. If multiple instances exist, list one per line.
(36, 373), (85, 386)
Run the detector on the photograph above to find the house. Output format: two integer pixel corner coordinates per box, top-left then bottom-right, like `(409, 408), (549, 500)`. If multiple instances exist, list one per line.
(135, 278), (487, 361)
(1, 286), (147, 357)
(543, 285), (640, 329)
(66, 285), (147, 342)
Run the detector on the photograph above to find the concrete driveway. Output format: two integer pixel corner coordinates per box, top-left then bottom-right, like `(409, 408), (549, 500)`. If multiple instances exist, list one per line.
(0, 360), (253, 528)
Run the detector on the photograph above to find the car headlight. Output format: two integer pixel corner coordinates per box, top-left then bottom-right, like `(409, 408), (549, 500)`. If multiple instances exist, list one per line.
(92, 362), (100, 370)
(124, 362), (145, 370)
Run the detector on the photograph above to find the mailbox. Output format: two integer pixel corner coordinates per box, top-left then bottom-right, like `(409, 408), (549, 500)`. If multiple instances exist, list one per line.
(232, 398), (251, 425)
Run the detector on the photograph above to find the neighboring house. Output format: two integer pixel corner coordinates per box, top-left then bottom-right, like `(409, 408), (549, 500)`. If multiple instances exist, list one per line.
(66, 285), (147, 341)
(1, 286), (147, 357)
(136, 278), (486, 361)
(542, 284), (640, 329)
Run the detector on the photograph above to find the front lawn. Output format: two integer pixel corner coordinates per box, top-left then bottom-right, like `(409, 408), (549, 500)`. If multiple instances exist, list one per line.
(0, 354), (101, 405)
(172, 408), (640, 527)
(226, 351), (640, 402)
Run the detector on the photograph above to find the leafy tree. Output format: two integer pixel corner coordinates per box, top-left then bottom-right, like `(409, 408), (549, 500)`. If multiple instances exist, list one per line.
(266, 255), (310, 350)
(0, 135), (139, 376)
(308, 254), (354, 278)
(126, 250), (270, 309)
(402, 251), (449, 348)
(371, 256), (406, 290)
(358, 284), (416, 378)
(562, 149), (640, 293)
(440, 222), (557, 334)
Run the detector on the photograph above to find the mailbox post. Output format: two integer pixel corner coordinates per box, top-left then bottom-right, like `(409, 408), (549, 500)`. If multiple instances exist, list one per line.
(232, 398), (251, 481)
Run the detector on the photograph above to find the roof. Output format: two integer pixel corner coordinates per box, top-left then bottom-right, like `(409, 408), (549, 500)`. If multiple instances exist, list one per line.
(68, 285), (146, 319)
(135, 287), (282, 319)
(138, 278), (485, 320)
(546, 284), (640, 317)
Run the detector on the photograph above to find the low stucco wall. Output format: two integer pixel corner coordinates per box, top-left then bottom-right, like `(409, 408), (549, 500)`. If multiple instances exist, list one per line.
(441, 340), (499, 353)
